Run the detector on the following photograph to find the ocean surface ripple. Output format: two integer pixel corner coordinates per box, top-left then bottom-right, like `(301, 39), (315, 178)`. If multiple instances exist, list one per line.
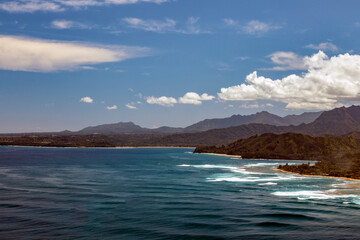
(0, 146), (360, 239)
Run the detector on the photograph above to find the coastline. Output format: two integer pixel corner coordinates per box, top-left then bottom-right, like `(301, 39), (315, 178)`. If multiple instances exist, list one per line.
(275, 168), (360, 182)
(1, 145), (196, 149)
(196, 152), (242, 158)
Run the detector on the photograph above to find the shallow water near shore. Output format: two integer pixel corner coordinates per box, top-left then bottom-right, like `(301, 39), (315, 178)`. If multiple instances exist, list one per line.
(1, 146), (360, 239)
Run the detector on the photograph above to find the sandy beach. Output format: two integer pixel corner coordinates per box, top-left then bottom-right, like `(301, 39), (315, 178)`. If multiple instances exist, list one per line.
(197, 152), (242, 158)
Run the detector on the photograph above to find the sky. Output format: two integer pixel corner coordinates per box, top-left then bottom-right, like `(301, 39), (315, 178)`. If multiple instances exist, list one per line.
(1, 0), (360, 133)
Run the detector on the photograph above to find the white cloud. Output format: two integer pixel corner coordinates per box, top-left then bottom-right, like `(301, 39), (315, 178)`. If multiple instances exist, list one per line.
(146, 96), (177, 107)
(51, 20), (90, 29)
(266, 51), (306, 71)
(146, 92), (214, 107)
(106, 105), (118, 110)
(123, 17), (176, 33)
(0, 0), (168, 13)
(0, 0), (64, 13)
(224, 19), (281, 35)
(125, 103), (137, 109)
(0, 35), (149, 72)
(178, 92), (215, 105)
(243, 20), (281, 35)
(240, 102), (274, 108)
(80, 96), (93, 103)
(104, 0), (168, 5)
(123, 17), (210, 34)
(240, 103), (261, 109)
(305, 42), (338, 52)
(218, 51), (360, 110)
(285, 102), (344, 110)
(80, 66), (96, 70)
(55, 0), (102, 7)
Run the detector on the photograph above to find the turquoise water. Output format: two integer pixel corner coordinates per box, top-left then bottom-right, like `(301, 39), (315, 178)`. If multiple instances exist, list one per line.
(1, 146), (360, 239)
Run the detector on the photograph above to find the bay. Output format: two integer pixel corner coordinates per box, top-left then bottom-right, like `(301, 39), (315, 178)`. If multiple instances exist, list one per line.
(0, 146), (360, 239)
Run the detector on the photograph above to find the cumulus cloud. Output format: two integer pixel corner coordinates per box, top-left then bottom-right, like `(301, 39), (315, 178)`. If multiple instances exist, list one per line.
(106, 105), (118, 110)
(146, 96), (177, 107)
(306, 42), (338, 52)
(266, 51), (306, 71)
(80, 96), (94, 103)
(218, 51), (360, 110)
(0, 0), (168, 13)
(178, 92), (215, 105)
(51, 20), (90, 29)
(0, 35), (149, 72)
(224, 19), (281, 35)
(146, 92), (214, 107)
(123, 17), (210, 34)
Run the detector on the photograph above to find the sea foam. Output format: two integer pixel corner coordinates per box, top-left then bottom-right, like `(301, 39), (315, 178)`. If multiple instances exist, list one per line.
(272, 190), (358, 200)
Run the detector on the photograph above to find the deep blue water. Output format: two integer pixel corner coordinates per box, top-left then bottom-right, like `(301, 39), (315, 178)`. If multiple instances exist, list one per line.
(1, 146), (360, 239)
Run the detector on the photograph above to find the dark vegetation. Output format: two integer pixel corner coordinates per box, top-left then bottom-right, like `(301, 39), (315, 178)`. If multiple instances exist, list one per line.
(194, 133), (360, 160)
(0, 134), (187, 147)
(278, 154), (360, 179)
(194, 132), (360, 179)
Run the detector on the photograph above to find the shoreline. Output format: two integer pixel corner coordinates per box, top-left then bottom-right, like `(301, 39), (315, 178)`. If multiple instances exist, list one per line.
(196, 152), (242, 158)
(0, 145), (196, 149)
(275, 168), (360, 182)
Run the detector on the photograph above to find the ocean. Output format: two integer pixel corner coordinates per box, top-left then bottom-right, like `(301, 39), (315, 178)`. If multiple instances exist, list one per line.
(0, 146), (360, 239)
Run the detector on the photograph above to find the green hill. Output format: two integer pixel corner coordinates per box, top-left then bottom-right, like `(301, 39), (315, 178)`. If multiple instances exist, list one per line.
(194, 132), (360, 179)
(194, 132), (360, 160)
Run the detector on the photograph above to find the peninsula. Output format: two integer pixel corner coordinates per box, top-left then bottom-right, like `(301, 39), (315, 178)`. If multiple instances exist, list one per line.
(194, 132), (360, 179)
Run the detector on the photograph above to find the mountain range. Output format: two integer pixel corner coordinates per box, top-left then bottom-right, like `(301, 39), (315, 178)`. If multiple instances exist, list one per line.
(70, 110), (322, 135)
(155, 105), (360, 145)
(1, 105), (360, 147)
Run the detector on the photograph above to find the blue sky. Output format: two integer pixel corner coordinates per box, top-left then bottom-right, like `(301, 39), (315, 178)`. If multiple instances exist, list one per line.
(1, 0), (360, 132)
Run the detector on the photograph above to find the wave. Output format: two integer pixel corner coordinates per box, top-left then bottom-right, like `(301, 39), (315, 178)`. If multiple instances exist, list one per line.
(207, 175), (301, 183)
(177, 164), (191, 167)
(258, 182), (278, 186)
(177, 164), (265, 175)
(244, 162), (282, 167)
(272, 190), (358, 200)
